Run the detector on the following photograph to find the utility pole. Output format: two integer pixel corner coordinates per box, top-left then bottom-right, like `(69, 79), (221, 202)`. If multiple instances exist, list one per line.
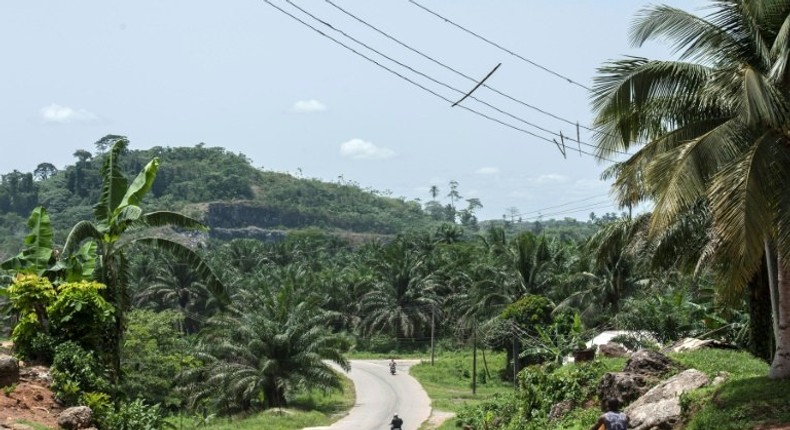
(472, 327), (477, 395)
(430, 304), (436, 366)
(512, 326), (517, 389)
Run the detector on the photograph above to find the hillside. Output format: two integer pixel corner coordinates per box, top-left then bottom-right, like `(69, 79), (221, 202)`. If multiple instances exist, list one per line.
(0, 141), (440, 258)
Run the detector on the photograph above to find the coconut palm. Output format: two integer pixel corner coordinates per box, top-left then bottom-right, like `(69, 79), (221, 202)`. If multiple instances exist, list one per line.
(590, 0), (790, 377)
(61, 136), (228, 382)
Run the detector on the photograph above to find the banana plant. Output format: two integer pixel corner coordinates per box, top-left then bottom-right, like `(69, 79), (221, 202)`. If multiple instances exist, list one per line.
(61, 136), (229, 383)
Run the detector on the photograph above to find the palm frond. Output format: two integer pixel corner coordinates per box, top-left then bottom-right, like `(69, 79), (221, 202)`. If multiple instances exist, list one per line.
(631, 5), (737, 64)
(708, 129), (782, 301)
(130, 237), (230, 308)
(591, 58), (713, 155)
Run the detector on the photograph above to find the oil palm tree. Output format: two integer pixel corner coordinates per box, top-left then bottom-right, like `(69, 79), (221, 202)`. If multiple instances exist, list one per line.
(61, 136), (228, 382)
(590, 1), (790, 377)
(189, 281), (350, 412)
(358, 237), (437, 340)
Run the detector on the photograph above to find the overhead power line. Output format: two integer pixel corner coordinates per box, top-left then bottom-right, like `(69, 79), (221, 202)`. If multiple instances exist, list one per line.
(265, 0), (618, 162)
(406, 0), (592, 91)
(518, 193), (611, 217)
(325, 0), (599, 133)
(505, 201), (616, 222)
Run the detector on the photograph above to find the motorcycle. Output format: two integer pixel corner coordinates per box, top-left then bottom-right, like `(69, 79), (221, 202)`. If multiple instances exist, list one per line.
(389, 363), (396, 375)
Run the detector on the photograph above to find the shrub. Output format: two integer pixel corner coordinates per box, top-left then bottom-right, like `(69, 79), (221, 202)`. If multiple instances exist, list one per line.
(48, 280), (114, 352)
(51, 341), (110, 405)
(100, 399), (171, 430)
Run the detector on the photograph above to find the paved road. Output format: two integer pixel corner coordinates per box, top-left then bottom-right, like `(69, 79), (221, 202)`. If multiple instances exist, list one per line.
(306, 359), (431, 430)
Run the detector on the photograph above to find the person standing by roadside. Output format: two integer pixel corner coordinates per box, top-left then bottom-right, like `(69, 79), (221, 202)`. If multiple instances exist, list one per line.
(589, 398), (628, 430)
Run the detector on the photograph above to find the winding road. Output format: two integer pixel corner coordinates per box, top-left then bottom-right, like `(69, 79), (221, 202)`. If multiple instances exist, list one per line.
(307, 359), (432, 430)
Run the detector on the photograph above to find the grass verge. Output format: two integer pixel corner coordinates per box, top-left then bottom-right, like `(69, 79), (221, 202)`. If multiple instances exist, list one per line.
(172, 369), (355, 430)
(409, 350), (513, 429)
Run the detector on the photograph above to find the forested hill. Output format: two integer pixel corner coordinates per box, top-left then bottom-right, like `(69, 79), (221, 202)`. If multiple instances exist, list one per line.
(0, 142), (439, 257)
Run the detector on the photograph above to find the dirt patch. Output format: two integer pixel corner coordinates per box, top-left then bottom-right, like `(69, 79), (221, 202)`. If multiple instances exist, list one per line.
(0, 364), (61, 429)
(422, 410), (455, 429)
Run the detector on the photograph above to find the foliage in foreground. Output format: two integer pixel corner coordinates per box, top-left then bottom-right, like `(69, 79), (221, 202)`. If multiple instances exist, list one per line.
(449, 348), (785, 430)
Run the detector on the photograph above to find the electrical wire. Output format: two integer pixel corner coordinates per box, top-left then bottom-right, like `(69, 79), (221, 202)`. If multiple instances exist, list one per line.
(261, 0), (618, 163)
(515, 193), (611, 217)
(324, 0), (621, 145)
(405, 0), (592, 91)
(284, 0), (619, 157)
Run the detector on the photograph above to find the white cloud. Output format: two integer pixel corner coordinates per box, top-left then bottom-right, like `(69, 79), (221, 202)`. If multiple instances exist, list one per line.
(40, 103), (98, 124)
(531, 173), (569, 184)
(340, 138), (395, 160)
(290, 99), (327, 113)
(475, 166), (500, 175)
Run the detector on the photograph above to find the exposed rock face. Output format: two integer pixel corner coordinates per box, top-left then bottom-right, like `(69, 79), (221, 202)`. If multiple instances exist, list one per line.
(210, 226), (287, 242)
(599, 342), (630, 358)
(597, 372), (654, 405)
(624, 349), (676, 375)
(57, 406), (93, 430)
(0, 355), (19, 387)
(626, 369), (709, 430)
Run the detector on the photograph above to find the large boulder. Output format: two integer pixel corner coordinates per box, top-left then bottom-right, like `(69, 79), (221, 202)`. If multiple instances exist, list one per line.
(0, 355), (19, 387)
(599, 342), (630, 358)
(597, 372), (654, 405)
(624, 350), (676, 375)
(625, 369), (709, 430)
(57, 406), (93, 430)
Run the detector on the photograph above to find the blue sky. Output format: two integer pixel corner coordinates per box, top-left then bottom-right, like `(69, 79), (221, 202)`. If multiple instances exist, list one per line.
(0, 0), (708, 221)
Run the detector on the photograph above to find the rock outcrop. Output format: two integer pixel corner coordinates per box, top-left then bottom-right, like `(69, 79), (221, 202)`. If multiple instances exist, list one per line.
(57, 406), (93, 430)
(0, 355), (19, 387)
(626, 369), (709, 430)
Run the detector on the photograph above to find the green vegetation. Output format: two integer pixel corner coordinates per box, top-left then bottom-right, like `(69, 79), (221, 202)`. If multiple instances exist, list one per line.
(410, 351), (513, 412)
(447, 349), (783, 430)
(6, 15), (790, 421)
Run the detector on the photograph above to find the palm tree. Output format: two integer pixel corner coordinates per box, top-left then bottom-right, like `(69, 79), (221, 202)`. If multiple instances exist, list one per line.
(61, 136), (228, 382)
(134, 256), (216, 334)
(358, 237), (437, 340)
(590, 1), (790, 377)
(189, 281), (350, 412)
(429, 185), (440, 201)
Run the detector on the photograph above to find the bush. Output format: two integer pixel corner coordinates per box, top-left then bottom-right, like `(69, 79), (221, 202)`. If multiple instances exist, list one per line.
(100, 399), (171, 430)
(48, 280), (114, 352)
(51, 341), (110, 405)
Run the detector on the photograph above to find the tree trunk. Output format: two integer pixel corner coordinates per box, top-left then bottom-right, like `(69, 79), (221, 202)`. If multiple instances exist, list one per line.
(748, 254), (774, 362)
(766, 241), (780, 343)
(769, 256), (790, 379)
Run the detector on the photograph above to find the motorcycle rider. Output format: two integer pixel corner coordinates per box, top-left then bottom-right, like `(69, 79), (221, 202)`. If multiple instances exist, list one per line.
(391, 413), (404, 430)
(389, 358), (397, 375)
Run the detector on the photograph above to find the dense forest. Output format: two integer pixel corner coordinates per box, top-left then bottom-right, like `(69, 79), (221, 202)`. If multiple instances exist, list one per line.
(0, 135), (772, 429)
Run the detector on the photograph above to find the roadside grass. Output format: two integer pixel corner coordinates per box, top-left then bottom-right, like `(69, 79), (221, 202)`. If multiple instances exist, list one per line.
(409, 350), (513, 429)
(672, 349), (790, 430)
(412, 347), (790, 430)
(172, 369), (355, 430)
(15, 420), (51, 430)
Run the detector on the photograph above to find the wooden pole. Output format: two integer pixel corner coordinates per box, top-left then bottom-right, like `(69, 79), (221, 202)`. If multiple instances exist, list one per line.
(430, 304), (436, 366)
